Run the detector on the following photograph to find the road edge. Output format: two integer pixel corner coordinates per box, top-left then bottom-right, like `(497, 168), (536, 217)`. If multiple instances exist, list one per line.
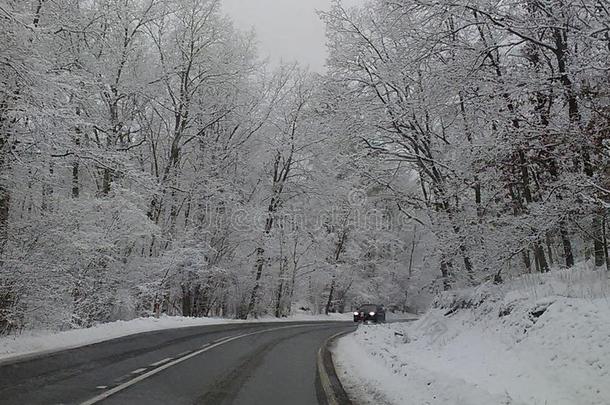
(317, 328), (355, 405)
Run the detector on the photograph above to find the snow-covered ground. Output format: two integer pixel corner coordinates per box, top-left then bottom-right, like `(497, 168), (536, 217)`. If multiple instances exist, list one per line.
(0, 312), (351, 363)
(334, 265), (610, 405)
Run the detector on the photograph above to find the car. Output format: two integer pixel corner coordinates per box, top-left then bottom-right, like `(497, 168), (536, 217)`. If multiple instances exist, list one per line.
(353, 304), (386, 323)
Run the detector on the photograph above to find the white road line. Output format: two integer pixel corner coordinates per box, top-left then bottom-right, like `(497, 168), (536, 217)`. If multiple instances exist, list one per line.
(149, 357), (173, 367)
(317, 330), (352, 405)
(95, 386), (107, 390)
(130, 368), (147, 374)
(79, 324), (314, 405)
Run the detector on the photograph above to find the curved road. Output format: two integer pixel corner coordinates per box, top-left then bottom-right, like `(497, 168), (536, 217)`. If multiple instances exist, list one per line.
(0, 321), (355, 405)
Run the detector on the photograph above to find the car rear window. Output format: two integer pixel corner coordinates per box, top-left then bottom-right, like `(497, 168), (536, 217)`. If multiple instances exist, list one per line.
(359, 305), (378, 311)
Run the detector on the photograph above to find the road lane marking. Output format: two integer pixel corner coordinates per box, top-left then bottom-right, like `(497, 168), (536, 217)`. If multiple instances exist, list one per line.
(79, 324), (316, 405)
(95, 386), (107, 390)
(149, 357), (173, 367)
(317, 329), (354, 405)
(130, 368), (147, 374)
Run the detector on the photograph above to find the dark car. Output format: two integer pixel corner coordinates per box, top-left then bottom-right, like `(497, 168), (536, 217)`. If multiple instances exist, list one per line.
(353, 304), (386, 323)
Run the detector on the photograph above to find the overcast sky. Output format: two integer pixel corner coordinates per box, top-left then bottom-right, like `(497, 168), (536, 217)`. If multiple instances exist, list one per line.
(222, 0), (361, 72)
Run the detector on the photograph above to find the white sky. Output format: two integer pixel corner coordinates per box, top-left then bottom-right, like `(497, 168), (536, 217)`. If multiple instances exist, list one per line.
(222, 0), (362, 72)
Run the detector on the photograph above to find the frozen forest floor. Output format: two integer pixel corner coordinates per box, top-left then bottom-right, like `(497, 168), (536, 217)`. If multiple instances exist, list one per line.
(0, 312), (352, 363)
(334, 265), (610, 405)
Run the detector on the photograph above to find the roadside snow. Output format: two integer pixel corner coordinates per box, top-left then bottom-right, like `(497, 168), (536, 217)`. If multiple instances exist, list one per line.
(0, 312), (351, 363)
(0, 316), (239, 363)
(334, 267), (610, 405)
(261, 312), (352, 322)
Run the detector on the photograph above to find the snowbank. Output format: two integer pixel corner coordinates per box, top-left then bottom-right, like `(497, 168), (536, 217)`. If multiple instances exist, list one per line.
(334, 266), (610, 405)
(0, 312), (351, 363)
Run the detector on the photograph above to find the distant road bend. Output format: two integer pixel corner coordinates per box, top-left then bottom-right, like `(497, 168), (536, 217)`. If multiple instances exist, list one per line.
(0, 321), (355, 405)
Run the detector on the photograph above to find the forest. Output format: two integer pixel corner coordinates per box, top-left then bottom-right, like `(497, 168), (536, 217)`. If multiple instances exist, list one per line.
(1, 0), (608, 334)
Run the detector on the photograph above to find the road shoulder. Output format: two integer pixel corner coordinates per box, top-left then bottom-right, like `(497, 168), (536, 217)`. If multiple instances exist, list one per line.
(317, 329), (354, 405)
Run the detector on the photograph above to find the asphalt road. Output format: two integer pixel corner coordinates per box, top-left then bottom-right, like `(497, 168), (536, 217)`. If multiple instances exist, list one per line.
(0, 321), (356, 405)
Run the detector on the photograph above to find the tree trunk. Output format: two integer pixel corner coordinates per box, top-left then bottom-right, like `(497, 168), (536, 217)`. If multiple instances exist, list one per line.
(274, 282), (283, 318)
(518, 150), (533, 203)
(33, 0), (45, 27)
(72, 160), (79, 198)
(440, 259), (452, 290)
(274, 258), (287, 318)
(534, 243), (549, 273)
(181, 285), (192, 317)
(460, 245), (474, 283)
(102, 167), (111, 196)
(246, 146), (288, 318)
(602, 215), (610, 271)
(0, 185), (9, 262)
(72, 112), (81, 199)
(545, 233), (554, 267)
(408, 226), (417, 277)
(286, 249), (298, 316)
(324, 277), (335, 315)
(522, 250), (532, 273)
(559, 222), (574, 268)
(245, 246), (266, 318)
(593, 213), (605, 268)
(0, 105), (10, 258)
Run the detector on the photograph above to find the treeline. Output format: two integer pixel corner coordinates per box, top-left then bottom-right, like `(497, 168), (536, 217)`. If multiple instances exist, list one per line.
(3, 0), (606, 334)
(0, 0), (417, 333)
(322, 0), (610, 286)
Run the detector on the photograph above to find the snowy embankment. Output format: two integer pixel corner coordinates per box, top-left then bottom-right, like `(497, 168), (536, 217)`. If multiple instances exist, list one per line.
(0, 312), (351, 363)
(334, 266), (610, 405)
